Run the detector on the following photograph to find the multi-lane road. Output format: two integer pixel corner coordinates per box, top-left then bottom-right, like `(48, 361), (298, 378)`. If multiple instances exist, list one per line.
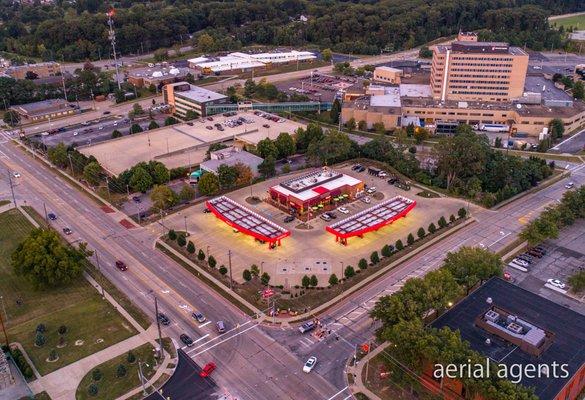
(2, 128), (583, 399)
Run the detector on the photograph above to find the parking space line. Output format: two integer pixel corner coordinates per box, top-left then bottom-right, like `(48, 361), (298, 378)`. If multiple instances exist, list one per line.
(193, 334), (210, 344)
(199, 321), (211, 328)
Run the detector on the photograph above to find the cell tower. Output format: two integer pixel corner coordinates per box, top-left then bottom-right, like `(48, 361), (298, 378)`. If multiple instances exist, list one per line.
(107, 9), (122, 90)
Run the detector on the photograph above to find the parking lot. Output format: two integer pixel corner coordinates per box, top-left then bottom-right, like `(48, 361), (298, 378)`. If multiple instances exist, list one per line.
(79, 111), (306, 175)
(276, 72), (364, 102)
(507, 220), (585, 315)
(162, 163), (468, 287)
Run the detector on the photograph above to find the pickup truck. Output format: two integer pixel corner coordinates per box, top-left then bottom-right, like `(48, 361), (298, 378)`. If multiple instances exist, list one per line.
(299, 321), (316, 333)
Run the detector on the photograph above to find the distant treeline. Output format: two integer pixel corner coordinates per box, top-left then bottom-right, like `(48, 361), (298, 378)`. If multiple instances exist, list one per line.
(0, 0), (581, 61)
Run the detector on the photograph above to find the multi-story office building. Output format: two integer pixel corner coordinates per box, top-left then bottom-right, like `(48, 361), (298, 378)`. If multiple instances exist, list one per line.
(430, 41), (528, 102)
(163, 82), (228, 118)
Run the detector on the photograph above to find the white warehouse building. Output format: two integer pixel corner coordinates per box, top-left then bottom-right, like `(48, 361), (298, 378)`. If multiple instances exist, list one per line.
(189, 50), (317, 74)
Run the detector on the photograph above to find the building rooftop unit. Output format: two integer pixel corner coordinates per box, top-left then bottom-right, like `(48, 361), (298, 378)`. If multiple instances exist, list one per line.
(127, 65), (190, 81)
(431, 278), (585, 400)
(273, 168), (362, 202)
(171, 83), (228, 104)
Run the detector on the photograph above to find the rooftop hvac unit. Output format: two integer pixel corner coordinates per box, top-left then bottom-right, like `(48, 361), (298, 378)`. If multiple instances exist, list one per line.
(486, 297), (493, 304)
(507, 322), (523, 334)
(485, 310), (500, 322)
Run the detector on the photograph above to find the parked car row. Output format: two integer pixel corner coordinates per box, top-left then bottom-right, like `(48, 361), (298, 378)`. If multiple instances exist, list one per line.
(254, 110), (285, 123)
(507, 245), (547, 272)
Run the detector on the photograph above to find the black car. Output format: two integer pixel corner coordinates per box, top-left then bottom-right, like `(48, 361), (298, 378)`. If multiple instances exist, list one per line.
(284, 215), (295, 223)
(180, 334), (194, 347)
(103, 111), (111, 115)
(132, 196), (141, 203)
(157, 313), (170, 326)
(203, 208), (211, 213)
(357, 166), (366, 172)
(48, 213), (57, 220)
(325, 212), (337, 219)
(387, 177), (398, 184)
(352, 164), (362, 171)
(62, 227), (72, 235)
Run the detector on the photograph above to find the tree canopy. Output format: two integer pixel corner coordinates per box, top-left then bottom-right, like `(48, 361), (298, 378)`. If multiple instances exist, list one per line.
(11, 228), (90, 289)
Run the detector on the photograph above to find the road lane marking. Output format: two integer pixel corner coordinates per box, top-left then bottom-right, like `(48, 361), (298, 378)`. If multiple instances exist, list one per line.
(199, 321), (211, 328)
(325, 386), (349, 400)
(186, 320), (253, 354)
(188, 323), (259, 357)
(193, 334), (210, 343)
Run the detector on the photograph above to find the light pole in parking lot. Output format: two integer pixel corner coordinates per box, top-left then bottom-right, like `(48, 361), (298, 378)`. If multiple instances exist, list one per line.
(183, 215), (188, 236)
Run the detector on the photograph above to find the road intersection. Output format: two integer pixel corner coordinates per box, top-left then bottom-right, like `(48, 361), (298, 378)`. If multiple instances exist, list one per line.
(1, 133), (583, 399)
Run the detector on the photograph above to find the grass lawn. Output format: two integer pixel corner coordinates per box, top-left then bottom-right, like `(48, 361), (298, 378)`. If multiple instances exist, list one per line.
(75, 342), (158, 400)
(0, 200), (10, 207)
(0, 208), (137, 376)
(551, 14), (585, 30)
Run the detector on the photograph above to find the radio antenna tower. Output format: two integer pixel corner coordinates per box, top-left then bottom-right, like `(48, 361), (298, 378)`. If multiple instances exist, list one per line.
(107, 9), (122, 90)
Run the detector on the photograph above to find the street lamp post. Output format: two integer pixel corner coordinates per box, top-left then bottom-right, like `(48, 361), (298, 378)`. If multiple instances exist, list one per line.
(183, 215), (188, 236)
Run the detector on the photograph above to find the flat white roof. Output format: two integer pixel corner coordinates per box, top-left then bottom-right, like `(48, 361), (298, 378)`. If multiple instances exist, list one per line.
(399, 84), (432, 98)
(187, 56), (210, 64)
(271, 169), (362, 202)
(190, 50), (316, 72)
(370, 86), (401, 107)
(174, 84), (228, 103)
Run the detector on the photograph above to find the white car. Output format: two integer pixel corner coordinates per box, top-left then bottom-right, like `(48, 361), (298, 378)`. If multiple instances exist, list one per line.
(547, 279), (566, 289)
(366, 187), (377, 194)
(12, 172), (21, 178)
(337, 206), (349, 214)
(378, 172), (388, 178)
(361, 196), (371, 204)
(303, 356), (317, 373)
(73, 131), (79, 136)
(565, 182), (574, 189)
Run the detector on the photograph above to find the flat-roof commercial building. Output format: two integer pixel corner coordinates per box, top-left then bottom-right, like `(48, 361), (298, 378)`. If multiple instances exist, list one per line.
(373, 66), (402, 84)
(430, 278), (585, 400)
(430, 41), (528, 102)
(268, 167), (364, 217)
(11, 99), (75, 122)
(4, 61), (60, 80)
(189, 50), (316, 74)
(163, 82), (228, 118)
(127, 66), (191, 88)
(200, 147), (263, 176)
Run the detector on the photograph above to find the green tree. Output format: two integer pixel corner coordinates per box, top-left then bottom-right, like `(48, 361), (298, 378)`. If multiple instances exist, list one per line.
(151, 163), (169, 184)
(47, 143), (69, 168)
(330, 99), (341, 124)
(549, 118), (564, 139)
(83, 161), (102, 186)
(346, 117), (356, 131)
(208, 255), (217, 268)
(258, 156), (276, 178)
(11, 229), (88, 288)
(328, 273), (339, 286)
(344, 265), (355, 278)
(301, 275), (310, 288)
(573, 81), (585, 100)
(417, 227), (426, 239)
(243, 269), (252, 281)
(519, 212), (559, 245)
(458, 207), (467, 219)
(358, 258), (368, 270)
(129, 123), (143, 134)
(219, 266), (228, 275)
(92, 368), (102, 381)
(407, 233), (415, 245)
(309, 274), (318, 287)
(358, 120), (367, 131)
(413, 128), (430, 144)
(198, 172), (220, 196)
(428, 222), (437, 234)
(372, 122), (385, 135)
(111, 129), (122, 139)
(179, 184), (196, 202)
(306, 129), (354, 165)
(197, 249), (206, 261)
(129, 167), (153, 193)
(261, 272), (271, 285)
(449, 214), (456, 223)
(187, 241), (195, 254)
(443, 247), (503, 294)
(168, 229), (177, 240)
(164, 116), (178, 126)
(418, 46), (433, 58)
(217, 164), (239, 188)
(177, 234), (186, 247)
(494, 136), (502, 148)
(256, 138), (279, 159)
(438, 216), (447, 229)
(321, 48), (333, 62)
(148, 120), (159, 130)
(250, 264), (260, 277)
(116, 364), (127, 378)
(127, 351), (136, 364)
(275, 132), (295, 159)
(196, 33), (215, 52)
(185, 110), (199, 121)
(35, 332), (46, 347)
(3, 109), (20, 126)
(370, 251), (380, 264)
(395, 239), (404, 251)
(381, 244), (393, 257)
(568, 271), (585, 293)
(88, 383), (98, 396)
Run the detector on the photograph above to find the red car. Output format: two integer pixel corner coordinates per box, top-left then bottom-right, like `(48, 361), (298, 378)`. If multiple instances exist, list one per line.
(199, 362), (216, 377)
(115, 260), (128, 271)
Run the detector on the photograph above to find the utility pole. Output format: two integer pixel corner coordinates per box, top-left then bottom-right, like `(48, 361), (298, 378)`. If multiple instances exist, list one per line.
(228, 250), (233, 290)
(7, 171), (16, 207)
(107, 9), (122, 91)
(68, 153), (74, 176)
(154, 297), (163, 359)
